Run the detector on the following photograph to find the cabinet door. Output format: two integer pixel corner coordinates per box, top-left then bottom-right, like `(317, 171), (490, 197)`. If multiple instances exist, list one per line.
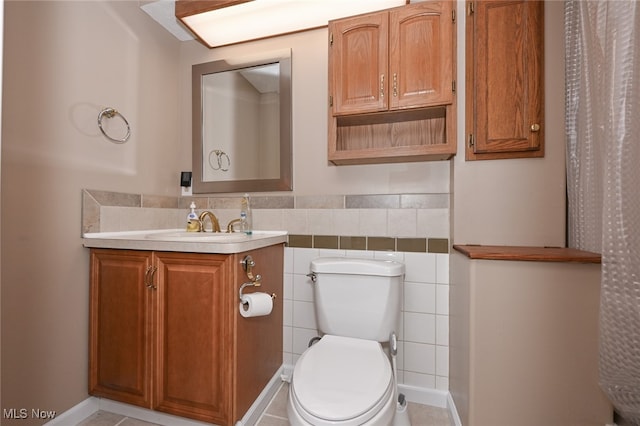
(329, 11), (389, 115)
(467, 0), (544, 160)
(89, 249), (153, 408)
(390, 1), (454, 110)
(153, 252), (234, 425)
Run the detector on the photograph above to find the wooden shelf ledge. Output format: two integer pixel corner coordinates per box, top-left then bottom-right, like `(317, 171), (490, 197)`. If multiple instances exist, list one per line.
(453, 245), (601, 264)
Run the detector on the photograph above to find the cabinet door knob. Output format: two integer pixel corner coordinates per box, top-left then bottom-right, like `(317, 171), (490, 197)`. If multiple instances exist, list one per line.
(530, 123), (541, 132)
(380, 74), (385, 98)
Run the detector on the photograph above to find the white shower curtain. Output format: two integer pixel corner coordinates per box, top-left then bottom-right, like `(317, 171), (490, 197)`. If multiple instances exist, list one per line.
(565, 1), (640, 423)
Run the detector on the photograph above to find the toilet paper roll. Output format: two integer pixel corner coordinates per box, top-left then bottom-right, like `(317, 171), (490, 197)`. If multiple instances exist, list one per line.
(239, 292), (273, 318)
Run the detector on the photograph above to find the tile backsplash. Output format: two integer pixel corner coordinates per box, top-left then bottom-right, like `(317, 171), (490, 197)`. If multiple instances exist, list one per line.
(82, 189), (450, 250)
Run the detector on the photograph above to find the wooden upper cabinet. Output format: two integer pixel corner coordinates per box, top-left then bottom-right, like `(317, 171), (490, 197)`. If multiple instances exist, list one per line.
(330, 12), (389, 115)
(466, 0), (544, 160)
(389, 1), (453, 110)
(328, 1), (457, 165)
(330, 1), (453, 116)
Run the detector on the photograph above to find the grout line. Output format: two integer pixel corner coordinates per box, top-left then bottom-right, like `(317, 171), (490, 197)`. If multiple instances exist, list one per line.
(257, 413), (289, 426)
(262, 413), (288, 421)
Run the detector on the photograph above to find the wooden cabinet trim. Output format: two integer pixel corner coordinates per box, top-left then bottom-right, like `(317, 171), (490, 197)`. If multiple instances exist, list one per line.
(175, 1), (252, 18)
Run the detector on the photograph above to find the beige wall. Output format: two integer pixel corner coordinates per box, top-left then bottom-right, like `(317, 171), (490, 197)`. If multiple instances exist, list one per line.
(452, 1), (566, 247)
(1, 2), (181, 424)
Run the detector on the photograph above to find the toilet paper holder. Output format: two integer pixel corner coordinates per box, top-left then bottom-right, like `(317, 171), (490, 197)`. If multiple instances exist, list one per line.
(239, 282), (276, 304)
(239, 255), (276, 304)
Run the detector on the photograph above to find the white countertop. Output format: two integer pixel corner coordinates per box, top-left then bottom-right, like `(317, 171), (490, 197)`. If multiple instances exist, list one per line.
(83, 229), (288, 254)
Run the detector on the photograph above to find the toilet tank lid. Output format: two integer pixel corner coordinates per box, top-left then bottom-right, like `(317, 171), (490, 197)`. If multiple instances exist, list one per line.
(311, 257), (404, 277)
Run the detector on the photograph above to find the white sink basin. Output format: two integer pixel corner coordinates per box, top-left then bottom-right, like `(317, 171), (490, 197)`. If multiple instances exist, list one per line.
(144, 231), (250, 242)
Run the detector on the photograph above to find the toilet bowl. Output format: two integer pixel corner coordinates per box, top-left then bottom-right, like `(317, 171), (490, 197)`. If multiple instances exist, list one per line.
(287, 258), (406, 426)
(287, 335), (396, 426)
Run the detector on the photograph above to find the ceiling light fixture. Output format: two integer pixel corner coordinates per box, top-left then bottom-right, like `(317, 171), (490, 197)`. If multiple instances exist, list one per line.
(175, 0), (408, 48)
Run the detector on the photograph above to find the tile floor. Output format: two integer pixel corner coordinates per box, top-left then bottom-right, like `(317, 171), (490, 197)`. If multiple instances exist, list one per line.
(78, 383), (453, 426)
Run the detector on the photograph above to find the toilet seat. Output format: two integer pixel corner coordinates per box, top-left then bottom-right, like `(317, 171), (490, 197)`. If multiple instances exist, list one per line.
(290, 335), (394, 425)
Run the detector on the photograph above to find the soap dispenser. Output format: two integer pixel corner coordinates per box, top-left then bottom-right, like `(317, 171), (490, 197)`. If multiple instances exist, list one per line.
(240, 194), (252, 235)
(186, 202), (199, 232)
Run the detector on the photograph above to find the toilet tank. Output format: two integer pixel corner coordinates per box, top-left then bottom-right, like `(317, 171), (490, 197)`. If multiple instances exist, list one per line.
(310, 257), (404, 342)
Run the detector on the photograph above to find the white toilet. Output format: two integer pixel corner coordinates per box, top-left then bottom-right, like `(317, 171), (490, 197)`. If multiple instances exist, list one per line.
(287, 257), (406, 426)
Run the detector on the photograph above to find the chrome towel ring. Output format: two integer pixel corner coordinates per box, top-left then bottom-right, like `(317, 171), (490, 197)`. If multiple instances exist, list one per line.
(208, 149), (230, 172)
(97, 107), (131, 143)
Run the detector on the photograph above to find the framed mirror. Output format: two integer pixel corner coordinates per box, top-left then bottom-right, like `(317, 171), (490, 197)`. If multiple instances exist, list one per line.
(192, 49), (292, 193)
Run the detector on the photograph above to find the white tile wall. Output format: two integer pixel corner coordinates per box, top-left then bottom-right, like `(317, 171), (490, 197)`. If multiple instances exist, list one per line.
(252, 208), (448, 238)
(95, 204), (450, 241)
(100, 206), (183, 232)
(283, 247), (450, 393)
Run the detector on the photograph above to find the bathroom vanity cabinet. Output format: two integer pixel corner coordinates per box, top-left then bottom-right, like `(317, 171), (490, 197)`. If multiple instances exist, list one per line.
(88, 244), (283, 425)
(327, 1), (456, 164)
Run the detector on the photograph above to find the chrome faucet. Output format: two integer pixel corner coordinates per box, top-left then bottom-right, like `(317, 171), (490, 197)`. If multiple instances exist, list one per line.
(198, 211), (221, 232)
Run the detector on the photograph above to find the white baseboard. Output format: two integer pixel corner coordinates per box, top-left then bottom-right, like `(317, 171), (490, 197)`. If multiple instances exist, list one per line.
(236, 365), (285, 426)
(96, 400), (213, 426)
(281, 363), (294, 382)
(44, 398), (100, 426)
(46, 366), (285, 426)
(399, 385), (461, 426)
(447, 392), (462, 426)
(397, 383), (449, 408)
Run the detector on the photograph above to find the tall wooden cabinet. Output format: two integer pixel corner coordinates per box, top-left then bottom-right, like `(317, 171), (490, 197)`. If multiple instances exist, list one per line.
(328, 1), (456, 164)
(465, 0), (544, 160)
(89, 245), (283, 425)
